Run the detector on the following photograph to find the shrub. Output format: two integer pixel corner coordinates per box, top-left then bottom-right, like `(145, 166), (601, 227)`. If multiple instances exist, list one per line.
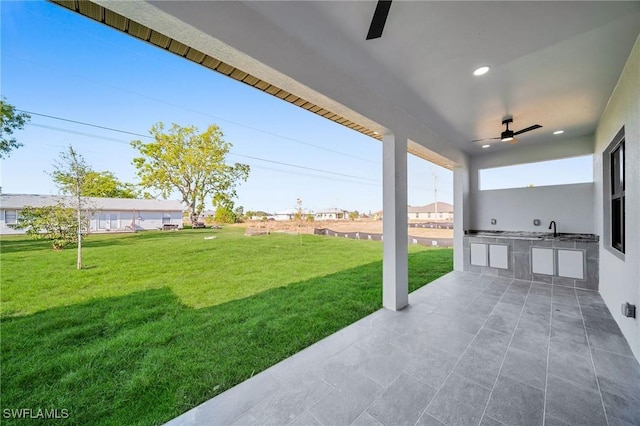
(17, 204), (85, 250)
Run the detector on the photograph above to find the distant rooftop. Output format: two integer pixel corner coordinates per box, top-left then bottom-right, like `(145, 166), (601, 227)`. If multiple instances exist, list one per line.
(408, 202), (453, 213)
(1, 194), (183, 211)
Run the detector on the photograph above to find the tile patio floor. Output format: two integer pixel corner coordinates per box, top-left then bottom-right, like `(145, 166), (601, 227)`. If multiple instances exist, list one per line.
(166, 271), (640, 426)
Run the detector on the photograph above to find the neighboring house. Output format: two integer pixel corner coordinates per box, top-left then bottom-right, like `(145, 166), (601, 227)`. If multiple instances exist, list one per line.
(0, 194), (183, 234)
(272, 209), (312, 221)
(408, 202), (454, 221)
(314, 208), (348, 221)
(198, 210), (216, 220)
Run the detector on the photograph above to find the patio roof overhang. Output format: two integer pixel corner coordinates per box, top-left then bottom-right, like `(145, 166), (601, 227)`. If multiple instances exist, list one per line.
(51, 1), (640, 168)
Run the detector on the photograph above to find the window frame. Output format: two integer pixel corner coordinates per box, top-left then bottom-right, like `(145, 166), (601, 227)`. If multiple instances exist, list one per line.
(603, 127), (625, 258)
(4, 209), (19, 226)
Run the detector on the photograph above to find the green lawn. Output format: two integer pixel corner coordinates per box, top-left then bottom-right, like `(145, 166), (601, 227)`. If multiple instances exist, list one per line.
(0, 227), (452, 425)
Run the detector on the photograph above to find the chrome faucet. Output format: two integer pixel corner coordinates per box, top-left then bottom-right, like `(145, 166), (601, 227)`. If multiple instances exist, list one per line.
(548, 221), (557, 238)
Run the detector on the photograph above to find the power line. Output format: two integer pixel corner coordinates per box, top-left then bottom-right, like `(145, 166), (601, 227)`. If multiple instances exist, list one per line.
(19, 110), (151, 139)
(228, 153), (380, 183)
(24, 119), (381, 183)
(24, 116), (447, 192)
(29, 123), (132, 144)
(9, 54), (379, 164)
(248, 164), (381, 188)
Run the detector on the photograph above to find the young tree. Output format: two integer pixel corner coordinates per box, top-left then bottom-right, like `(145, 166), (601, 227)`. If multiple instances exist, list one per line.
(18, 204), (84, 250)
(294, 198), (304, 244)
(1, 98), (31, 158)
(131, 123), (250, 226)
(54, 170), (138, 198)
(233, 205), (245, 223)
(50, 145), (90, 269)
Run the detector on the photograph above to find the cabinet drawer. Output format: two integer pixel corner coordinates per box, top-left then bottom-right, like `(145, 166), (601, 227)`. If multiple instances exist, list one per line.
(557, 249), (585, 280)
(470, 243), (488, 266)
(489, 244), (509, 269)
(531, 247), (554, 275)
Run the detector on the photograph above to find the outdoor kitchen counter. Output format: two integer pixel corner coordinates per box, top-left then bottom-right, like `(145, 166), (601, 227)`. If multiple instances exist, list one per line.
(465, 230), (599, 243)
(463, 231), (599, 289)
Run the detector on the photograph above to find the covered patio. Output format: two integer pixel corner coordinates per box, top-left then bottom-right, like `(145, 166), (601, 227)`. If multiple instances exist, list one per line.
(166, 272), (639, 426)
(52, 1), (640, 425)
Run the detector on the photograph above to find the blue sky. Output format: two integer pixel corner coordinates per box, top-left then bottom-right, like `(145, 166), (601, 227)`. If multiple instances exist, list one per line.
(1, 2), (592, 214)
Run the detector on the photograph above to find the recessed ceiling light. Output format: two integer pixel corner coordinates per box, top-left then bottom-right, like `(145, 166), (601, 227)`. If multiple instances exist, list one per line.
(553, 130), (564, 135)
(473, 66), (490, 76)
(482, 144), (490, 149)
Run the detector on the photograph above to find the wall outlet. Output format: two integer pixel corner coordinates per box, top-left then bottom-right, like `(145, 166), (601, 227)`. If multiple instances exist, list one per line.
(533, 219), (541, 226)
(622, 303), (636, 318)
(491, 219), (497, 225)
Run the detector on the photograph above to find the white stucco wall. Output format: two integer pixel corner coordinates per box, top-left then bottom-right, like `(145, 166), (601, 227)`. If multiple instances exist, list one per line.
(593, 35), (640, 361)
(471, 183), (595, 234)
(467, 136), (596, 234)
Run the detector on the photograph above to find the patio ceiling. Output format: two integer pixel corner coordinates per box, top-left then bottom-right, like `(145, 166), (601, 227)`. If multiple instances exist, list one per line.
(53, 1), (640, 166)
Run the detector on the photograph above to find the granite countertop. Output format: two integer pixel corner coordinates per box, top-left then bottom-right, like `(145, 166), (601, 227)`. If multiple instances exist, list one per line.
(465, 230), (599, 242)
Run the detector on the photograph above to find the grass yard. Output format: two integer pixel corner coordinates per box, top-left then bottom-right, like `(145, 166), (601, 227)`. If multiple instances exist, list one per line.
(0, 227), (452, 425)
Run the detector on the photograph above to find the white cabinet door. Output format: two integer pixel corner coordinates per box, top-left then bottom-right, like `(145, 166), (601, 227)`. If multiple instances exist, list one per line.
(470, 243), (488, 266)
(531, 247), (554, 275)
(489, 244), (509, 269)
(557, 249), (584, 279)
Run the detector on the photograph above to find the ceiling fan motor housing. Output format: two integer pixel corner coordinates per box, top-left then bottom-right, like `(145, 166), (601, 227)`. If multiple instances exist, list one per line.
(501, 117), (514, 141)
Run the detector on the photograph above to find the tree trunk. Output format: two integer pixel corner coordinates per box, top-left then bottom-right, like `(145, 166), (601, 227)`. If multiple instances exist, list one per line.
(189, 202), (198, 226)
(77, 194), (82, 269)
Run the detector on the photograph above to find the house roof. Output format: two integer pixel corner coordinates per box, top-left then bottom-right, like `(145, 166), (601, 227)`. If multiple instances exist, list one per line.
(408, 202), (454, 214)
(315, 208), (348, 214)
(0, 194), (183, 211)
(274, 209), (312, 215)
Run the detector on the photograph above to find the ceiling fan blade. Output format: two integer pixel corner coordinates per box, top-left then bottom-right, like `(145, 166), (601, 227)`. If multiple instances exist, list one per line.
(513, 124), (542, 136)
(366, 0), (392, 40)
(472, 137), (501, 143)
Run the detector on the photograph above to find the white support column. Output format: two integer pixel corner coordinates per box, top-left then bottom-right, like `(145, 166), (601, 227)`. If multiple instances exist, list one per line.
(382, 132), (408, 311)
(453, 164), (470, 271)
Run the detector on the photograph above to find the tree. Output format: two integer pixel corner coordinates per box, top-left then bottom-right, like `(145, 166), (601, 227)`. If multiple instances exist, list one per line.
(233, 205), (245, 223)
(50, 145), (90, 269)
(131, 123), (250, 225)
(17, 204), (84, 250)
(214, 206), (236, 224)
(54, 170), (138, 198)
(349, 210), (360, 221)
(1, 98), (31, 159)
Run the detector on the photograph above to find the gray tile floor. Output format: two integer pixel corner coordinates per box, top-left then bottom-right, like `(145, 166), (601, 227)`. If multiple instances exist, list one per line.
(166, 271), (640, 426)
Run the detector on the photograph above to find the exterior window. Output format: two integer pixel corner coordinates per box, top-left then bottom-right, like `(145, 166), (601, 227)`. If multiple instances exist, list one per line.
(162, 212), (171, 224)
(5, 210), (18, 225)
(610, 138), (625, 253)
(98, 213), (108, 229)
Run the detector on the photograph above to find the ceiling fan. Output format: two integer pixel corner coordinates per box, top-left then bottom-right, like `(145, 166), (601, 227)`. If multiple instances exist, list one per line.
(366, 1), (392, 40)
(473, 117), (542, 144)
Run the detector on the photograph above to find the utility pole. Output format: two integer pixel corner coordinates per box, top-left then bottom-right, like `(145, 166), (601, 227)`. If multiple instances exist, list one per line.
(433, 171), (438, 214)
